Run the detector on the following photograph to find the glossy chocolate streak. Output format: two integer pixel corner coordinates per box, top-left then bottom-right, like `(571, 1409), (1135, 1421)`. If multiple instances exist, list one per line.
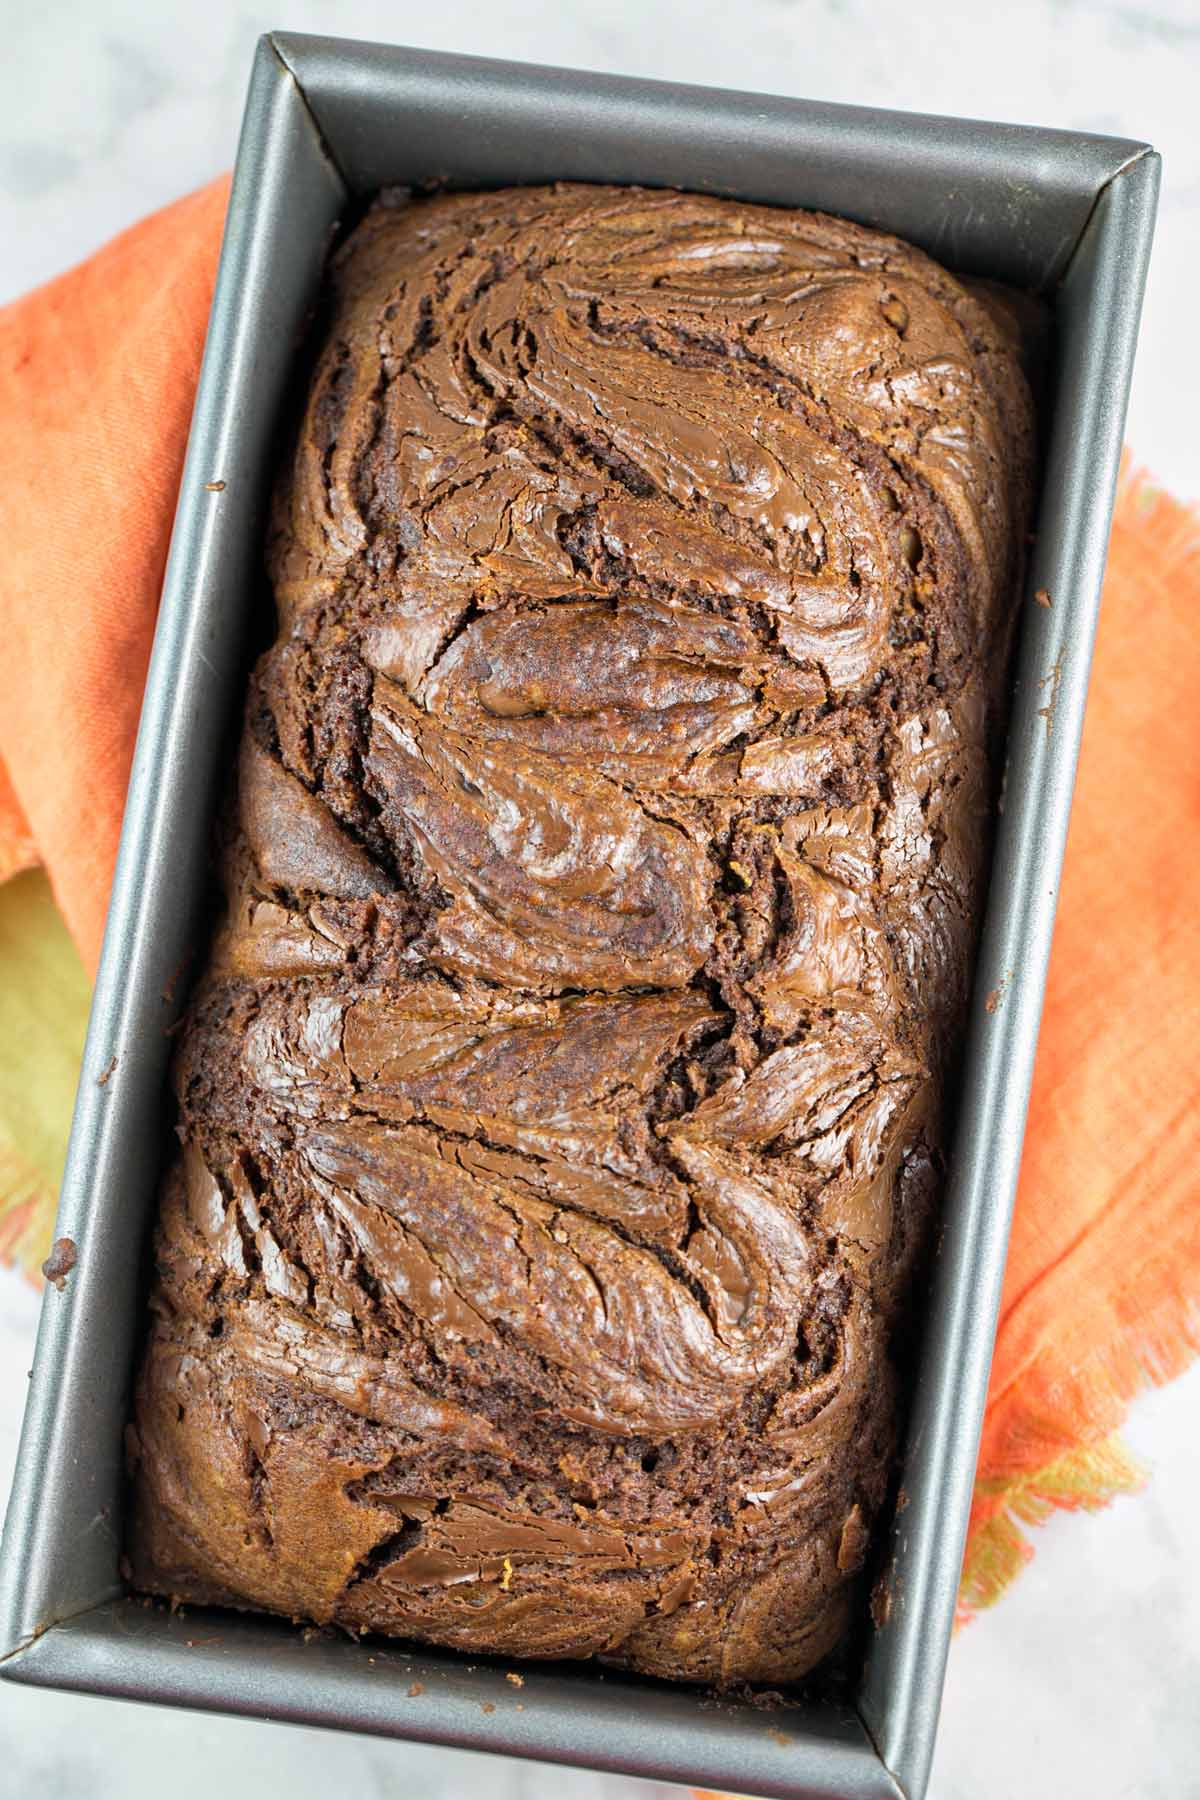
(128, 185), (1033, 1683)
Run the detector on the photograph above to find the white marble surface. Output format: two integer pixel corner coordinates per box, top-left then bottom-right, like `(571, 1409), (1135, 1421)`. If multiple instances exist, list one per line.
(2, 4), (1199, 1796)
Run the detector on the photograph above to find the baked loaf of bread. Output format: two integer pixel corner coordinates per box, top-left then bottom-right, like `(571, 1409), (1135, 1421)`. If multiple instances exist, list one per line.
(128, 185), (1033, 1683)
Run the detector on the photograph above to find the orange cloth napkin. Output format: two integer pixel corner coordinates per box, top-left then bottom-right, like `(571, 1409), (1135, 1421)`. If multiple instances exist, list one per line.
(0, 175), (231, 966)
(1, 180), (1197, 1642)
(959, 468), (1200, 1611)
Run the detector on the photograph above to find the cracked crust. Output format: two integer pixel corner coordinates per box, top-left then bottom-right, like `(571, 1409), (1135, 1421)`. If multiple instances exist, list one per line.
(127, 183), (1034, 1684)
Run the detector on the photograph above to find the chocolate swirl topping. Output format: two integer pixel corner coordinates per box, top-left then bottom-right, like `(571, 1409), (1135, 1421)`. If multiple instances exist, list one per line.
(128, 184), (1033, 1684)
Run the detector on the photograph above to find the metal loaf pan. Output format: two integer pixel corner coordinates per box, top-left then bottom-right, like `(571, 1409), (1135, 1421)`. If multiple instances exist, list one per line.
(0, 33), (1158, 1800)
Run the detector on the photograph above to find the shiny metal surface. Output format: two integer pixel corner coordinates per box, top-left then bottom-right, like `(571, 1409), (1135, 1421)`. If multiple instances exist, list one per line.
(0, 33), (1157, 1800)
